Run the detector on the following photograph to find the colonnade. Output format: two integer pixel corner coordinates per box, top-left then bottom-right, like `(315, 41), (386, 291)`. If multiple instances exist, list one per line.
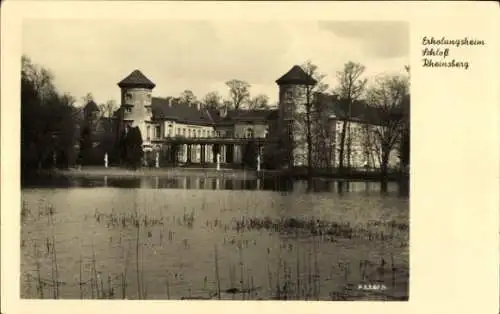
(160, 143), (262, 166)
(173, 144), (242, 164)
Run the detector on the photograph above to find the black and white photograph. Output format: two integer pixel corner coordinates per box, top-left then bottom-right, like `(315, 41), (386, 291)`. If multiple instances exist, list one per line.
(18, 18), (411, 301)
(3, 2), (500, 314)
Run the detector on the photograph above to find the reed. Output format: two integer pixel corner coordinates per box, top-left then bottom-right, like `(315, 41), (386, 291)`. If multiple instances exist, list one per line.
(238, 241), (245, 300)
(165, 278), (171, 299)
(135, 211), (142, 299)
(275, 248), (281, 299)
(295, 234), (300, 299)
(79, 254), (83, 299)
(312, 235), (319, 300)
(214, 244), (221, 300)
(266, 248), (272, 294)
(34, 242), (44, 298)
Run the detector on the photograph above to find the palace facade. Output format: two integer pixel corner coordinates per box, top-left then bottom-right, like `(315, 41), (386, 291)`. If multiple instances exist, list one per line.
(81, 66), (401, 170)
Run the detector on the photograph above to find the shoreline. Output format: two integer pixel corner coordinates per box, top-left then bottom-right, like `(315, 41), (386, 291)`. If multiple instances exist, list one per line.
(25, 166), (408, 183)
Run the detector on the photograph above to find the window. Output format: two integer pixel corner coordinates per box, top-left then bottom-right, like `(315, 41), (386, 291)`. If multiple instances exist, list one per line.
(295, 88), (304, 97)
(146, 126), (151, 141)
(155, 126), (161, 138)
(188, 129), (192, 138)
(176, 128), (180, 136)
(246, 128), (254, 138)
(182, 128), (186, 137)
(125, 107), (132, 113)
(197, 129), (201, 137)
(126, 93), (132, 100)
(202, 129), (206, 137)
(146, 107), (152, 114)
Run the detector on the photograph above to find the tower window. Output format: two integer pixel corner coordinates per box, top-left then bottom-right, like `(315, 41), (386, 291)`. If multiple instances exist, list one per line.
(126, 93), (132, 99)
(125, 107), (132, 113)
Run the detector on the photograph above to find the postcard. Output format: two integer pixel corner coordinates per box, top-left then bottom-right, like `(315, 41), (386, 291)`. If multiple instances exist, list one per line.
(1, 1), (499, 314)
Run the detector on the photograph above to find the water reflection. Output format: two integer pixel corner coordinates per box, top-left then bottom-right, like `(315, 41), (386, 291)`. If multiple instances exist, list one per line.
(23, 174), (406, 195)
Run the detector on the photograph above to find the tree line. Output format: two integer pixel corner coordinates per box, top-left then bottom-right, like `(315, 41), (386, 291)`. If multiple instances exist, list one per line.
(284, 60), (410, 188)
(21, 54), (409, 184)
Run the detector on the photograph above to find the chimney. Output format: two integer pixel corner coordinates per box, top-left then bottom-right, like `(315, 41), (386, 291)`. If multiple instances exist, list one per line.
(219, 106), (227, 118)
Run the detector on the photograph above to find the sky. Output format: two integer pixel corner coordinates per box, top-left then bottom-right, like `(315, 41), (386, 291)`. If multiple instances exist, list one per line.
(22, 19), (409, 106)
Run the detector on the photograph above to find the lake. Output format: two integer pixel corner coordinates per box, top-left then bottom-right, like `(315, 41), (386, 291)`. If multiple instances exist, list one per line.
(20, 175), (409, 300)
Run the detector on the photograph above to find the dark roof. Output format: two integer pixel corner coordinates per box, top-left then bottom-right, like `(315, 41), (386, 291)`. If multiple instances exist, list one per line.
(226, 109), (278, 122)
(112, 96), (279, 126)
(151, 97), (213, 126)
(314, 93), (383, 125)
(118, 69), (156, 89)
(84, 100), (99, 113)
(205, 108), (278, 125)
(276, 65), (317, 86)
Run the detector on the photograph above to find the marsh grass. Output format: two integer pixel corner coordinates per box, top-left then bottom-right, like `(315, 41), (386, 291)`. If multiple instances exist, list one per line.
(21, 195), (409, 300)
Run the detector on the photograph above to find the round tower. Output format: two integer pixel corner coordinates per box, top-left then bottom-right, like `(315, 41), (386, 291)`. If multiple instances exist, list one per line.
(117, 69), (156, 140)
(275, 65), (317, 167)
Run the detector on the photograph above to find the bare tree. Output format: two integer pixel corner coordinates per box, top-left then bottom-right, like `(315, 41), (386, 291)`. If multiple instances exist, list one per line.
(366, 74), (410, 190)
(302, 60), (329, 93)
(202, 91), (222, 110)
(334, 61), (367, 173)
(248, 94), (270, 110)
(180, 90), (197, 106)
(99, 99), (118, 118)
(81, 92), (94, 105)
(399, 65), (411, 172)
(299, 61), (331, 170)
(225, 79), (251, 110)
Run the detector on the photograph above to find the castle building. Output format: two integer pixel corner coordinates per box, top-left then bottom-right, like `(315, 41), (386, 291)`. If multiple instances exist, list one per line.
(81, 66), (401, 170)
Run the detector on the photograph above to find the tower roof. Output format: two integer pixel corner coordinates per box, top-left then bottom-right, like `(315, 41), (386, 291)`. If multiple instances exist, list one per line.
(117, 69), (156, 89)
(276, 65), (317, 86)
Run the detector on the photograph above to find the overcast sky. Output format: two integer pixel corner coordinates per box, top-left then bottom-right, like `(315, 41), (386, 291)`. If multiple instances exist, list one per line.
(22, 20), (409, 106)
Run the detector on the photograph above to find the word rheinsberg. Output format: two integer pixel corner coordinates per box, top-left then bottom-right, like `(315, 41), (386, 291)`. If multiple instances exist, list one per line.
(422, 58), (469, 70)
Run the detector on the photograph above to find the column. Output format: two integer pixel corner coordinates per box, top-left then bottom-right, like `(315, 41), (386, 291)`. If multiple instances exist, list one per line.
(187, 145), (192, 163)
(227, 144), (234, 164)
(200, 144), (206, 165)
(170, 144), (176, 165)
(206, 145), (211, 163)
(257, 145), (261, 172)
(234, 145), (241, 164)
